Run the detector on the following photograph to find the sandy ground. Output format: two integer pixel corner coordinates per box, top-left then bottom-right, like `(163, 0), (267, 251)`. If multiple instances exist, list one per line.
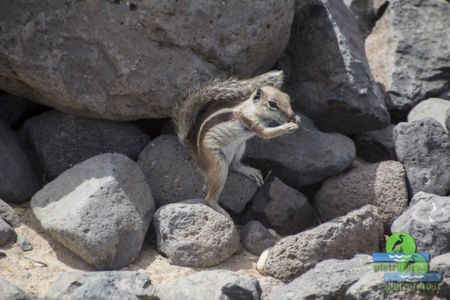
(0, 204), (267, 298)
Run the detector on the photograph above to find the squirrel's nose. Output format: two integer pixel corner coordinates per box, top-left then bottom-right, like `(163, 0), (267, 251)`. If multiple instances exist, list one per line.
(287, 113), (296, 123)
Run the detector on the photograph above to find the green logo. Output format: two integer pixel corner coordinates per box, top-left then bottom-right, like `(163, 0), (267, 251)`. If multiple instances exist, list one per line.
(386, 232), (416, 254)
(386, 232), (427, 274)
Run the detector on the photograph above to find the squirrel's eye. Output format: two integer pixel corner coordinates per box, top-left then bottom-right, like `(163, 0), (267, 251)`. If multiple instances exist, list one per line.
(268, 100), (278, 109)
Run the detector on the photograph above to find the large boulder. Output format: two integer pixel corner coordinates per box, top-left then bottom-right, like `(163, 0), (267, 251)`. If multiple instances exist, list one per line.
(243, 177), (316, 235)
(153, 201), (240, 267)
(138, 134), (258, 213)
(353, 124), (395, 163)
(391, 192), (450, 257)
(0, 120), (40, 203)
(408, 98), (450, 132)
(394, 118), (450, 196)
(22, 110), (150, 179)
(157, 270), (261, 300)
(31, 153), (154, 270)
(257, 205), (383, 281)
(46, 271), (156, 300)
(0, 1), (294, 120)
(366, 0), (450, 111)
(246, 116), (356, 188)
(280, 0), (389, 134)
(240, 221), (278, 256)
(314, 161), (408, 228)
(269, 255), (372, 300)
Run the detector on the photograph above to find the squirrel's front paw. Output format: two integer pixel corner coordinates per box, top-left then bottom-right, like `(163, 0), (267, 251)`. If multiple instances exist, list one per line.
(294, 115), (302, 124)
(283, 122), (298, 133)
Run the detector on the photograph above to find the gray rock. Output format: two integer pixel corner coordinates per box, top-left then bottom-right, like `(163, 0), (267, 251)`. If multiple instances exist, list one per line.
(246, 116), (356, 188)
(259, 277), (284, 300)
(366, 0), (450, 111)
(0, 278), (37, 300)
(138, 134), (258, 213)
(46, 271), (156, 300)
(346, 271), (443, 300)
(22, 110), (150, 179)
(0, 199), (21, 227)
(153, 201), (239, 267)
(446, 108), (450, 132)
(344, 0), (376, 38)
(0, 218), (16, 246)
(314, 161), (408, 228)
(353, 124), (396, 163)
(269, 254), (372, 300)
(0, 120), (40, 203)
(157, 270), (261, 300)
(0, 1), (294, 120)
(138, 135), (205, 207)
(31, 153), (154, 270)
(408, 98), (450, 132)
(430, 252), (450, 274)
(394, 118), (450, 196)
(244, 177), (316, 235)
(280, 0), (389, 134)
(257, 205), (383, 281)
(391, 192), (450, 257)
(0, 92), (42, 127)
(16, 235), (33, 251)
(241, 221), (278, 256)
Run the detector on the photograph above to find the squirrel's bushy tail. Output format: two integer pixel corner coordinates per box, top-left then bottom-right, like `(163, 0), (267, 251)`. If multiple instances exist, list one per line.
(171, 70), (284, 151)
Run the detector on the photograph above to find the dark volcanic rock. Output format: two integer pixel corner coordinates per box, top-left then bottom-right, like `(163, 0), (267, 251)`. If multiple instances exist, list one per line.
(0, 218), (16, 246)
(281, 0), (389, 134)
(22, 110), (150, 179)
(46, 271), (156, 300)
(153, 201), (239, 267)
(353, 124), (395, 162)
(408, 98), (450, 132)
(391, 192), (450, 257)
(344, 0), (376, 38)
(394, 118), (450, 196)
(138, 134), (258, 213)
(246, 116), (355, 188)
(269, 254), (372, 300)
(0, 1), (294, 120)
(0, 199), (21, 227)
(0, 120), (40, 203)
(366, 0), (450, 111)
(31, 153), (154, 270)
(244, 177), (316, 235)
(0, 91), (43, 127)
(314, 161), (408, 228)
(241, 221), (278, 256)
(157, 270), (261, 300)
(258, 205), (383, 281)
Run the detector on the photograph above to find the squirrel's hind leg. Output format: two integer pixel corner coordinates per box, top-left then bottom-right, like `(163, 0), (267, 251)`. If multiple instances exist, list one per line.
(201, 148), (231, 219)
(230, 143), (264, 187)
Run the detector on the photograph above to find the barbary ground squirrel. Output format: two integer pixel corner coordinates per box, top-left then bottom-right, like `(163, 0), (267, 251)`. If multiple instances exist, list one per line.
(172, 70), (301, 218)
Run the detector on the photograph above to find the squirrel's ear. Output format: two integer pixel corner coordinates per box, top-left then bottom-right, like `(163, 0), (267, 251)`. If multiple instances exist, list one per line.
(253, 88), (262, 102)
